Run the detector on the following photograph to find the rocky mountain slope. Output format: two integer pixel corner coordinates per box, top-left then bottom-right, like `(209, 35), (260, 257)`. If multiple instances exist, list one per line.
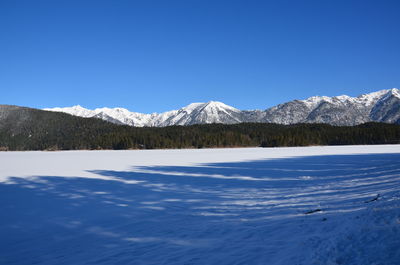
(44, 88), (400, 126)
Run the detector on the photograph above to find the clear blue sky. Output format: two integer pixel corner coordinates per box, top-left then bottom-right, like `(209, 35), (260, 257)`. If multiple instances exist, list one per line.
(1, 0), (399, 113)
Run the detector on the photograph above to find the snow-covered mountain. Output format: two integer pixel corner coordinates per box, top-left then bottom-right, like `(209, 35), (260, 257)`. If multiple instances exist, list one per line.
(44, 101), (244, 127)
(44, 88), (400, 126)
(150, 101), (243, 126)
(263, 88), (399, 125)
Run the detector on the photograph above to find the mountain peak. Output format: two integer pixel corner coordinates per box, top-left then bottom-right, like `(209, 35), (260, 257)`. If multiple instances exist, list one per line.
(205, 100), (234, 106)
(388, 88), (399, 98)
(94, 107), (131, 114)
(301, 95), (332, 108)
(206, 100), (238, 109)
(356, 89), (393, 106)
(205, 100), (226, 105)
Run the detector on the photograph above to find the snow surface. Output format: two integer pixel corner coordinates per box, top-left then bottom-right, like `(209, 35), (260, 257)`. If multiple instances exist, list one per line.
(1, 145), (400, 264)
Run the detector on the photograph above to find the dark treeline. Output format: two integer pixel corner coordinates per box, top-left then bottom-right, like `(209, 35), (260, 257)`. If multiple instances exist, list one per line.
(0, 106), (400, 150)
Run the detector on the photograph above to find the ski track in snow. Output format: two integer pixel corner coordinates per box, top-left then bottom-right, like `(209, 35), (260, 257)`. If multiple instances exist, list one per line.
(0, 145), (400, 265)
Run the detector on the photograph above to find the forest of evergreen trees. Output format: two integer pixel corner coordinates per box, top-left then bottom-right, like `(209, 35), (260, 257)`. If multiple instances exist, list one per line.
(0, 105), (400, 151)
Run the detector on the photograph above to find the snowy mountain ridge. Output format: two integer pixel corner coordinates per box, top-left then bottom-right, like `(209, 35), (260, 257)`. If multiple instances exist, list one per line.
(44, 88), (400, 126)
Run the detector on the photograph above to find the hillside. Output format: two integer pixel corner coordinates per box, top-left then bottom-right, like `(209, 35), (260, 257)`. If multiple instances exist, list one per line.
(1, 105), (400, 151)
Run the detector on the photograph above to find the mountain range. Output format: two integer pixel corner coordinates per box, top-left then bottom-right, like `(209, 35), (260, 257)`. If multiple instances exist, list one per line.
(44, 88), (400, 126)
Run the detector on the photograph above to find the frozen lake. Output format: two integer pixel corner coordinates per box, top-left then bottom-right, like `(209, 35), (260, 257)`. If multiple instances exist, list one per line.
(1, 145), (400, 264)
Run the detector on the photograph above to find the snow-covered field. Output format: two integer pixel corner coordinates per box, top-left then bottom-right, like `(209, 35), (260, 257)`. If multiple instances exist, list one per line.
(1, 145), (400, 265)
